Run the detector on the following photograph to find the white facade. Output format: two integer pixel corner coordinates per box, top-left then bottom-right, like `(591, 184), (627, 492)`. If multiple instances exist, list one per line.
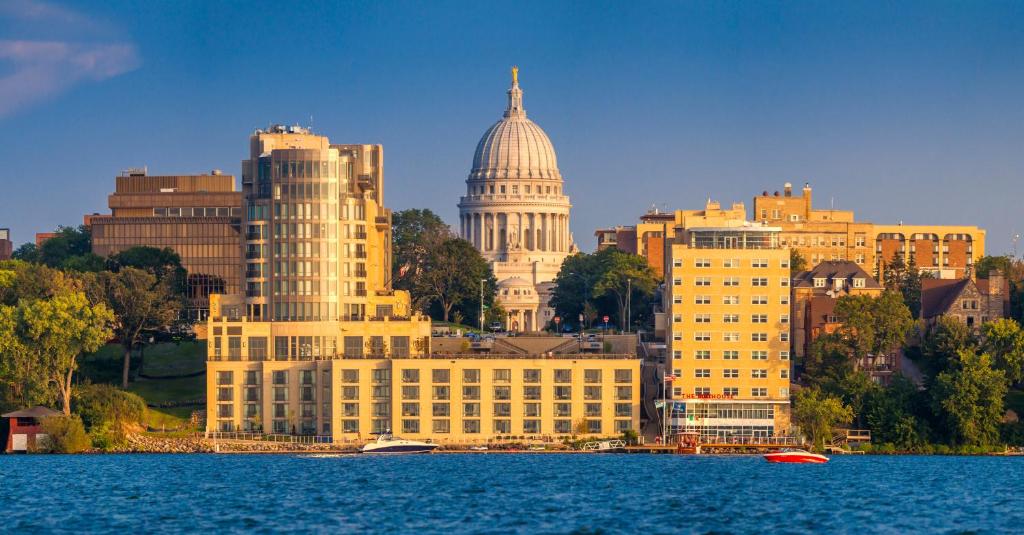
(458, 68), (574, 331)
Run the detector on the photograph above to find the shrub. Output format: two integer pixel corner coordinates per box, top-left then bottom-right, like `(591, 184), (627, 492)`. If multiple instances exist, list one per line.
(38, 415), (91, 453)
(73, 383), (147, 449)
(74, 383), (146, 431)
(933, 444), (952, 455)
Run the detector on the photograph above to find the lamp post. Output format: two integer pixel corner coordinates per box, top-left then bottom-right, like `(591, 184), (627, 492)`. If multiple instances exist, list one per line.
(626, 278), (632, 334)
(479, 278), (486, 332)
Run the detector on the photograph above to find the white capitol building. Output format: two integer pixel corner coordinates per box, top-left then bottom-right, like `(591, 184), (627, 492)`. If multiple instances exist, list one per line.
(457, 67), (575, 331)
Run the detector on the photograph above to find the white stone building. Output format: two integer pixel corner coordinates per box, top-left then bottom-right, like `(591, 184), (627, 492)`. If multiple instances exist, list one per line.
(458, 68), (574, 331)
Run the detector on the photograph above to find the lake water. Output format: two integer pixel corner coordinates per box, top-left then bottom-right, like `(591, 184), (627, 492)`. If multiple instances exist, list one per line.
(1, 454), (1021, 533)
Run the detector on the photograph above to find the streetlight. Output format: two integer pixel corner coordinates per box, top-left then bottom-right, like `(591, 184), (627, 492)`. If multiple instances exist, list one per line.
(626, 278), (632, 334)
(479, 278), (486, 333)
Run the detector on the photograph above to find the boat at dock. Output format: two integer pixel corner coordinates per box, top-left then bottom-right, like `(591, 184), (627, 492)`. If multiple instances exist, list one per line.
(763, 448), (829, 463)
(361, 433), (439, 454)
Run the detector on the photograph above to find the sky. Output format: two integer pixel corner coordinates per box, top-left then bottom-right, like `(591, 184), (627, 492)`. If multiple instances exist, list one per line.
(1, 0), (1023, 254)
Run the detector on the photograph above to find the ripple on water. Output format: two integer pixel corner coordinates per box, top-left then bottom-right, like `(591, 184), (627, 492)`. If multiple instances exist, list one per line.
(1, 454), (1023, 533)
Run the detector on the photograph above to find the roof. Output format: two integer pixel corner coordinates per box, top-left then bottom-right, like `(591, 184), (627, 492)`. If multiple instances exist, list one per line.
(2, 406), (61, 419)
(793, 261), (882, 289)
(920, 278), (973, 319)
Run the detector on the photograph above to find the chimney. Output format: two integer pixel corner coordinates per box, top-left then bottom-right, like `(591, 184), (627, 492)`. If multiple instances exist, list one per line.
(784, 182), (792, 197)
(803, 182), (812, 218)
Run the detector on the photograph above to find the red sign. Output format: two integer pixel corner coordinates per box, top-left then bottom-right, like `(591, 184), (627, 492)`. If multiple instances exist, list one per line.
(603, 315), (609, 323)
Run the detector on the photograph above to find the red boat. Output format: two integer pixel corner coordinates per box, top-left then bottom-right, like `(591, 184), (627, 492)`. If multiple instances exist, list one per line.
(763, 448), (829, 463)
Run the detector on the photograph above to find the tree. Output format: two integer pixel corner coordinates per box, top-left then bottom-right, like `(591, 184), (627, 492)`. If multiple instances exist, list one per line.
(932, 350), (1007, 447)
(790, 248), (807, 276)
(416, 238), (495, 323)
(902, 255), (924, 318)
(14, 291), (113, 414)
(582, 301), (598, 329)
(61, 253), (106, 273)
(593, 250), (657, 332)
(11, 242), (38, 262)
(84, 268), (181, 388)
(0, 261), (79, 306)
(391, 209), (451, 294)
(833, 291), (914, 360)
(882, 251), (906, 292)
(108, 246), (187, 295)
(792, 387), (854, 451)
(0, 305), (52, 412)
(919, 316), (976, 379)
(37, 225), (92, 268)
(550, 252), (607, 330)
(980, 319), (1024, 385)
(862, 375), (930, 450)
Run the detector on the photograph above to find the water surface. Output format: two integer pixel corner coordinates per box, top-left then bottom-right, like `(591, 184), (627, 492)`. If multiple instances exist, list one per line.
(1, 454), (1020, 533)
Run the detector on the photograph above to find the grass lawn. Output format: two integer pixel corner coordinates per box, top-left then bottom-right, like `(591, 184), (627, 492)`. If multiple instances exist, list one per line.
(139, 341), (206, 377)
(79, 341), (207, 431)
(127, 376), (205, 405)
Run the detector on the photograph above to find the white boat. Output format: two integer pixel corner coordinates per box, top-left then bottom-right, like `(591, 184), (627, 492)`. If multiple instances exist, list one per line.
(361, 433), (439, 454)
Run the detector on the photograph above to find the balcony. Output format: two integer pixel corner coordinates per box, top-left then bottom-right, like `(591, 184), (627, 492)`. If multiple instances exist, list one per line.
(245, 251), (263, 260)
(245, 270), (263, 279)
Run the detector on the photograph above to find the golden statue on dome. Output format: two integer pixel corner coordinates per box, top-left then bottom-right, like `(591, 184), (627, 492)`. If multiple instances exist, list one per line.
(511, 65), (519, 85)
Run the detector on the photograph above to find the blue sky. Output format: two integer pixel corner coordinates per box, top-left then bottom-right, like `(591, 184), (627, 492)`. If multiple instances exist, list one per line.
(1, 0), (1023, 254)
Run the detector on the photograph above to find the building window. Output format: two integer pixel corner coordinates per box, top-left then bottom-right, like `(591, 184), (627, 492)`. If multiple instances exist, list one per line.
(695, 350), (711, 360)
(584, 369), (602, 383)
(723, 369), (739, 378)
(433, 420), (450, 433)
(614, 369), (632, 383)
(723, 350), (739, 360)
(523, 420), (541, 434)
(463, 403), (481, 417)
(752, 277), (768, 287)
(493, 369), (512, 383)
(523, 369), (541, 383)
(462, 386), (480, 400)
(695, 369), (711, 378)
(752, 388), (768, 397)
(752, 333), (768, 342)
(554, 369), (571, 383)
(463, 420), (480, 434)
(463, 369), (480, 383)
(752, 350), (768, 360)
(432, 369), (450, 383)
(752, 369), (768, 379)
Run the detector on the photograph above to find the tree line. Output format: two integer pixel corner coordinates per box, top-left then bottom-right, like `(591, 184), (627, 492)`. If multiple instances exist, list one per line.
(793, 288), (1024, 452)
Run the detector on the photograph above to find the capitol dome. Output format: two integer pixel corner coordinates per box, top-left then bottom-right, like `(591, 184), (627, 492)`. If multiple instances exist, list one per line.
(469, 68), (561, 181)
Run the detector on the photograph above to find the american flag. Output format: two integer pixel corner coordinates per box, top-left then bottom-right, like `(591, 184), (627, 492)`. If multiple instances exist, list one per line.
(664, 374), (676, 382)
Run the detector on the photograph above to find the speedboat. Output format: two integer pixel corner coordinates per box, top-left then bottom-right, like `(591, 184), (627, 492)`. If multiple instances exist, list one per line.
(361, 433), (439, 454)
(763, 448), (829, 463)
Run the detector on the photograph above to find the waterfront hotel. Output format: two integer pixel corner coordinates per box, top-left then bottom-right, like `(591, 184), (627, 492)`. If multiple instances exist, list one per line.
(205, 125), (639, 443)
(663, 203), (792, 440)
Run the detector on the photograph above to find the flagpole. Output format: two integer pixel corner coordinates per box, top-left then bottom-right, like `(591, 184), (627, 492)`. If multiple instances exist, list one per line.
(662, 370), (668, 445)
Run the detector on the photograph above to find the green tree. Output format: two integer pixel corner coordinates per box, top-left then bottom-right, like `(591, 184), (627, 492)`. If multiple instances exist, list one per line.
(391, 209), (451, 295)
(61, 253), (106, 273)
(582, 301), (598, 329)
(0, 261), (79, 306)
(862, 375), (930, 450)
(902, 255), (925, 318)
(792, 387), (854, 451)
(932, 350), (1007, 447)
(790, 248), (808, 276)
(108, 246), (187, 295)
(11, 242), (38, 262)
(550, 251), (610, 330)
(832, 291), (914, 360)
(15, 291), (113, 414)
(919, 316), (977, 379)
(593, 250), (657, 331)
(37, 225), (92, 268)
(0, 305), (52, 411)
(980, 318), (1024, 385)
(416, 238), (495, 323)
(84, 268), (181, 388)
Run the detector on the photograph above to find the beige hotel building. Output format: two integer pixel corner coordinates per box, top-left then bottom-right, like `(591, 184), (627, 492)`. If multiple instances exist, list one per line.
(664, 207), (792, 440)
(206, 125), (639, 444)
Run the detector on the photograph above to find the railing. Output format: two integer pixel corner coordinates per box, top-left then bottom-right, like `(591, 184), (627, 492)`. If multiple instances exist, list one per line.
(206, 432), (333, 444)
(699, 435), (801, 446)
(208, 352), (639, 362)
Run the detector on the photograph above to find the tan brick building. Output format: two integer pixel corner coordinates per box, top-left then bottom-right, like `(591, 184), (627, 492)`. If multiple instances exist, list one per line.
(753, 183), (985, 279)
(664, 217), (792, 440)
